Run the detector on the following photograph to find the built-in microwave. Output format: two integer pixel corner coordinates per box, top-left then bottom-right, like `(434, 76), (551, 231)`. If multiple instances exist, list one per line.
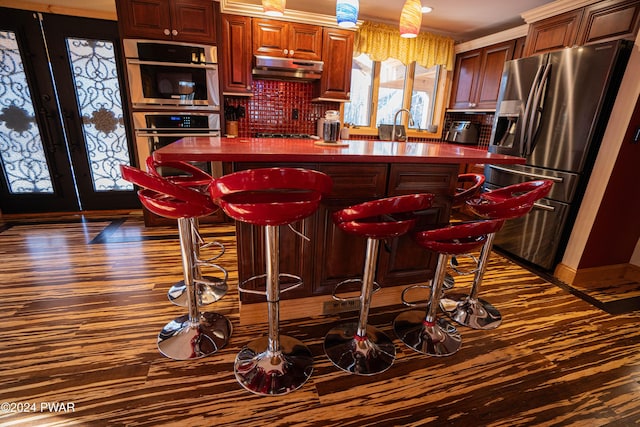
(124, 39), (220, 110)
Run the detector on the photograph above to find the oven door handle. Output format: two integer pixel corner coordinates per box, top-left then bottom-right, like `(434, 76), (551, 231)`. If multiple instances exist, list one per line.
(127, 59), (217, 69)
(488, 165), (564, 183)
(136, 132), (220, 137)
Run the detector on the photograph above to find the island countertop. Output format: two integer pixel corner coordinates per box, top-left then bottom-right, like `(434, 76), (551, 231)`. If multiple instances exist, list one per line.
(152, 137), (525, 165)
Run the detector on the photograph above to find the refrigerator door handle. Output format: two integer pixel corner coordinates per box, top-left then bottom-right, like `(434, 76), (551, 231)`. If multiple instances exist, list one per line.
(525, 64), (552, 157)
(488, 165), (564, 183)
(520, 65), (545, 157)
(533, 202), (555, 212)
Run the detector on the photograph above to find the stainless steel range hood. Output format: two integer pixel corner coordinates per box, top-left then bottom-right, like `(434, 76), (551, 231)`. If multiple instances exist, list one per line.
(252, 55), (323, 80)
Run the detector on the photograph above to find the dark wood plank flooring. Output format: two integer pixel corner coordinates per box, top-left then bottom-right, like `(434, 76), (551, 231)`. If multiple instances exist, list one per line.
(0, 211), (639, 426)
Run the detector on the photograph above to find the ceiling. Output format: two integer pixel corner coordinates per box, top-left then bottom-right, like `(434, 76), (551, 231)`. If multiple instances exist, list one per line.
(5, 0), (557, 42)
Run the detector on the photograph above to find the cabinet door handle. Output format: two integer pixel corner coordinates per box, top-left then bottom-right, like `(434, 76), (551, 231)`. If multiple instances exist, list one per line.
(469, 102), (476, 107)
(283, 49), (288, 55)
(164, 28), (170, 36)
(289, 49), (294, 57)
(171, 29), (178, 36)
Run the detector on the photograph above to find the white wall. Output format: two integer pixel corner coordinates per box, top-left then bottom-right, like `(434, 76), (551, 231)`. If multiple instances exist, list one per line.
(561, 31), (640, 269)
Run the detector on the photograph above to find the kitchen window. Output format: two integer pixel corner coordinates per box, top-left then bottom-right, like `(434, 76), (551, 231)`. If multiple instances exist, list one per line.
(344, 53), (444, 137)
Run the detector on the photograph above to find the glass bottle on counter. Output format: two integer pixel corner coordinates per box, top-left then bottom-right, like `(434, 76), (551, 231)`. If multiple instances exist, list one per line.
(323, 110), (341, 143)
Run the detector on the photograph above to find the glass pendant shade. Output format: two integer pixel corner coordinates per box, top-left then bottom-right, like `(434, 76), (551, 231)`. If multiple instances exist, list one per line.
(399, 0), (422, 38)
(263, 0), (286, 16)
(336, 0), (359, 28)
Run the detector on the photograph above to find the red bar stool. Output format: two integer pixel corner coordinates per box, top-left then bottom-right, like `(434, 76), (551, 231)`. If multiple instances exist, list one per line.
(324, 193), (434, 375)
(121, 165), (232, 360)
(452, 173), (486, 209)
(145, 157), (227, 308)
(210, 167), (332, 395)
(440, 180), (553, 330)
(393, 219), (505, 356)
(444, 173), (486, 289)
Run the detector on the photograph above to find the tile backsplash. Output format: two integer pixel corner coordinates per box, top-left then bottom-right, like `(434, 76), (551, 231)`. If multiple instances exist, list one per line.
(224, 80), (494, 149)
(224, 79), (339, 137)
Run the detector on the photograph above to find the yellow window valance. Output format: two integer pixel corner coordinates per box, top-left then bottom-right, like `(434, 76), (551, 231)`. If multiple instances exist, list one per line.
(354, 21), (455, 70)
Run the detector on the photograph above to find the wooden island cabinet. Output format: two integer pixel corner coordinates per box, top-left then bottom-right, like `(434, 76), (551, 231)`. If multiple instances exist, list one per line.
(232, 161), (455, 302)
(153, 137), (525, 303)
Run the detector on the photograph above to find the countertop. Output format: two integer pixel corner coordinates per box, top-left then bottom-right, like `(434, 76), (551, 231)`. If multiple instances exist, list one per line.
(152, 137), (525, 165)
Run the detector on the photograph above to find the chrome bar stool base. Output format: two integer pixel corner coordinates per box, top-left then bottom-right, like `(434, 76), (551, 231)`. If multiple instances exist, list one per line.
(324, 323), (395, 375)
(168, 275), (228, 307)
(440, 295), (502, 330)
(157, 312), (232, 360)
(234, 335), (314, 396)
(393, 309), (461, 357)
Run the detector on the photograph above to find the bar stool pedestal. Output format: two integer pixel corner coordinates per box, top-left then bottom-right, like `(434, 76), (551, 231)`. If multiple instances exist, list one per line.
(324, 194), (434, 374)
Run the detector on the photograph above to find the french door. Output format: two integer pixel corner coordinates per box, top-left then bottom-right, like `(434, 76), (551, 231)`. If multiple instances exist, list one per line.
(0, 9), (138, 213)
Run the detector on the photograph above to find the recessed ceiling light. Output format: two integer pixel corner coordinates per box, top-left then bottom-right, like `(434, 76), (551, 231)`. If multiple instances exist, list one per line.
(421, 6), (433, 13)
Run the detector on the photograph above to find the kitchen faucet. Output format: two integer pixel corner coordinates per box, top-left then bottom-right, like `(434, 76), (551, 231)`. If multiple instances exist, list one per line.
(392, 108), (414, 141)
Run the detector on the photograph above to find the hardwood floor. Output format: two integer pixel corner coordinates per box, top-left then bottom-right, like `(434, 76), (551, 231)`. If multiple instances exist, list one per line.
(0, 211), (638, 426)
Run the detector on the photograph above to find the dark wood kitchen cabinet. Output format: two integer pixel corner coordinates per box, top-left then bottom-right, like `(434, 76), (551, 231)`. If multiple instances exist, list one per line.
(232, 161), (457, 302)
(314, 28), (354, 101)
(252, 18), (323, 60)
(524, 0), (640, 55)
(524, 9), (584, 56)
(220, 14), (252, 96)
(115, 0), (216, 44)
(449, 40), (516, 111)
(576, 0), (640, 45)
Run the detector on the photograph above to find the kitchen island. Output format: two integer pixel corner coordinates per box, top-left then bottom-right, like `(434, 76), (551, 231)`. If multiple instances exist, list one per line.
(153, 137), (524, 302)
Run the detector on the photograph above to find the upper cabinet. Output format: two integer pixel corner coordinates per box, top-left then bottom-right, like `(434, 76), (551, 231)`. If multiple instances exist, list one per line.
(449, 40), (516, 111)
(116, 0), (217, 44)
(221, 14), (252, 96)
(524, 0), (640, 56)
(314, 28), (354, 101)
(252, 19), (323, 60)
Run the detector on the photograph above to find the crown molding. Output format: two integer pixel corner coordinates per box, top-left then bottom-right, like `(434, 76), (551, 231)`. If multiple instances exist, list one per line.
(521, 0), (601, 23)
(454, 25), (528, 53)
(219, 0), (360, 29)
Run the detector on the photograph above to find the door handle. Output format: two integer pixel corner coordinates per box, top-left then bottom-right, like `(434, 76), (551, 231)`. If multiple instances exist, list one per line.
(533, 202), (555, 212)
(62, 111), (81, 152)
(488, 165), (564, 183)
(38, 107), (60, 154)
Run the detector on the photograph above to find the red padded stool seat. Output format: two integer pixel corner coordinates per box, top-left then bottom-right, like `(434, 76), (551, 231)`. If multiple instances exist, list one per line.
(145, 157), (228, 308)
(121, 165), (232, 360)
(324, 193), (434, 375)
(440, 180), (553, 330)
(393, 219), (505, 356)
(210, 167), (332, 396)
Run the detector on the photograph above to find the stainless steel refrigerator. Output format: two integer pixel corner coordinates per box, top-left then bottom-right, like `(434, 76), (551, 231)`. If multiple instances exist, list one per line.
(485, 40), (631, 270)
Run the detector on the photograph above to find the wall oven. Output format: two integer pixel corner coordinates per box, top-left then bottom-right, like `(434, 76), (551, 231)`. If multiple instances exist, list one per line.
(133, 111), (220, 175)
(124, 39), (220, 110)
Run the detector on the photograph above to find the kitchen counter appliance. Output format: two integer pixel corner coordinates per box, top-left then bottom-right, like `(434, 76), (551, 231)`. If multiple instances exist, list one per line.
(445, 121), (479, 144)
(486, 40), (631, 270)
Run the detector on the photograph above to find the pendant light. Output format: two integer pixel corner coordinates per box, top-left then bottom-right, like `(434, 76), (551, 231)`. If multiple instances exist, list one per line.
(336, 0), (359, 28)
(262, 0), (286, 16)
(399, 0), (422, 38)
